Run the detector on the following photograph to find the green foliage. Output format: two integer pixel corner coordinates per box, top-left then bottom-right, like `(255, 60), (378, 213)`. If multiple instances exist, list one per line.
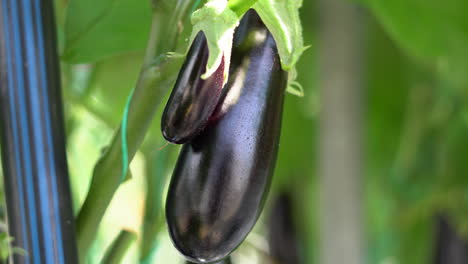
(0, 233), (28, 261)
(50, 0), (468, 263)
(86, 52), (145, 125)
(364, 0), (468, 85)
(62, 0), (152, 63)
(365, 16), (410, 264)
(365, 6), (468, 262)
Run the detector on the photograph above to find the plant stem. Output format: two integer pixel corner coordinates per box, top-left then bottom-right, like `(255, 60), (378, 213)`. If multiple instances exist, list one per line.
(139, 146), (173, 263)
(75, 12), (170, 260)
(100, 230), (137, 264)
(75, 0), (195, 260)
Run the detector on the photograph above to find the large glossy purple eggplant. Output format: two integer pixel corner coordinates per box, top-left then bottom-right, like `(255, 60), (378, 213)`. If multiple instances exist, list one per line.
(161, 31), (225, 144)
(166, 10), (287, 263)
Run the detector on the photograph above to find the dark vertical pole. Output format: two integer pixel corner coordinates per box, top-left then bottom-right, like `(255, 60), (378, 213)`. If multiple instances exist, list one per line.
(0, 0), (79, 263)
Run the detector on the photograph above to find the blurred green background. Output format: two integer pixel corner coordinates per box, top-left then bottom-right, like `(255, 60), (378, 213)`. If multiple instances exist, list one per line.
(2, 0), (468, 263)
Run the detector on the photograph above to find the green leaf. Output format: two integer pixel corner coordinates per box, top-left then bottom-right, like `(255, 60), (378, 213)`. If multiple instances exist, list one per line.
(87, 51), (145, 125)
(10, 247), (28, 257)
(364, 0), (468, 84)
(62, 0), (152, 63)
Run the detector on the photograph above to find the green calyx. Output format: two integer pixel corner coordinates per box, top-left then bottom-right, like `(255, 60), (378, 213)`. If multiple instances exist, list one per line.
(190, 0), (239, 84)
(252, 0), (305, 71)
(189, 0), (306, 93)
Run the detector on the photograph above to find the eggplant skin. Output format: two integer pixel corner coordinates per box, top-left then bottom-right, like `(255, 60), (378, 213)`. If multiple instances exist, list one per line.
(166, 10), (287, 263)
(186, 256), (231, 264)
(161, 31), (225, 144)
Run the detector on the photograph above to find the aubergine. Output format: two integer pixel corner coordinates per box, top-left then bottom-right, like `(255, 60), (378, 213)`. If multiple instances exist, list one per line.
(161, 31), (225, 144)
(434, 215), (468, 264)
(267, 192), (302, 264)
(166, 10), (287, 263)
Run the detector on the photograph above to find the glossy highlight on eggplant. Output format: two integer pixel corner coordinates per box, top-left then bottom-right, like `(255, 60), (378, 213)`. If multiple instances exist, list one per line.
(166, 10), (287, 263)
(186, 256), (232, 264)
(161, 31), (225, 144)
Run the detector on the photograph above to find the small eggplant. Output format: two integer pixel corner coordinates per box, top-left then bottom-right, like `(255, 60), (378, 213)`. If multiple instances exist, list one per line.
(161, 31), (225, 144)
(267, 192), (302, 264)
(166, 10), (287, 263)
(434, 215), (468, 264)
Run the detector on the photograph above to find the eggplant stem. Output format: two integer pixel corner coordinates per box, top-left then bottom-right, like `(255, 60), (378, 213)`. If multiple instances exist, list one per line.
(100, 230), (137, 264)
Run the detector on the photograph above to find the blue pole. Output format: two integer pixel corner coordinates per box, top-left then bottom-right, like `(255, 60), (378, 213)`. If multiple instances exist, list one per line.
(0, 0), (79, 263)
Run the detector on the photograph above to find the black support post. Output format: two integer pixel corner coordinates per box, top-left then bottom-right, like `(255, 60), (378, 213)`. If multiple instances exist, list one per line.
(0, 0), (79, 263)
